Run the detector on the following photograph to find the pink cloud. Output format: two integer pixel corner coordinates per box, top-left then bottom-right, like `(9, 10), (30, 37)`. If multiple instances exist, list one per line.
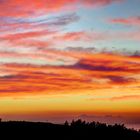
(109, 16), (140, 26)
(0, 0), (123, 18)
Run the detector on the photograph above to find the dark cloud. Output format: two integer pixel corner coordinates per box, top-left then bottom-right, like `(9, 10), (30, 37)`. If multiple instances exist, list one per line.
(66, 47), (96, 52)
(0, 12), (79, 25)
(72, 61), (125, 71)
(106, 76), (135, 84)
(46, 13), (80, 26)
(132, 51), (140, 57)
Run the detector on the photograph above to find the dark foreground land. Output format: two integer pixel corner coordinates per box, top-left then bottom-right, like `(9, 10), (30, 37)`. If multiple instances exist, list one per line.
(0, 120), (140, 139)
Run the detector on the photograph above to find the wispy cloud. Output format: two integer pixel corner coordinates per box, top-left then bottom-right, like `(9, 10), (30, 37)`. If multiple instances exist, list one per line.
(0, 52), (139, 96)
(89, 95), (140, 101)
(109, 16), (140, 26)
(110, 95), (140, 101)
(0, 0), (122, 18)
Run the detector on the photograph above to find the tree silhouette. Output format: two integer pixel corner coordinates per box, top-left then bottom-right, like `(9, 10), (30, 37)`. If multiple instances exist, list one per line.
(64, 120), (69, 126)
(71, 119), (86, 127)
(0, 119), (139, 139)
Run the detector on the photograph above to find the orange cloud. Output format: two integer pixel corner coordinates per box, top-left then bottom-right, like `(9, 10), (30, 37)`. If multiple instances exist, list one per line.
(89, 95), (140, 101)
(0, 52), (139, 97)
(110, 95), (140, 101)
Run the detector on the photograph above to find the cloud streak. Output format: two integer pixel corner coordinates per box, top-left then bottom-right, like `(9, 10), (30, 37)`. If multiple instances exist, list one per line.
(0, 0), (122, 18)
(0, 52), (140, 96)
(89, 95), (140, 101)
(109, 16), (140, 26)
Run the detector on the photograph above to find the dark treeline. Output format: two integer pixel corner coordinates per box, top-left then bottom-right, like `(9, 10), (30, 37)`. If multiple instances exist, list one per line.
(0, 119), (140, 139)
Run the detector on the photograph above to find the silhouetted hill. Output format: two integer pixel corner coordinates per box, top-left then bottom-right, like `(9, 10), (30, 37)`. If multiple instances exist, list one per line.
(0, 119), (139, 139)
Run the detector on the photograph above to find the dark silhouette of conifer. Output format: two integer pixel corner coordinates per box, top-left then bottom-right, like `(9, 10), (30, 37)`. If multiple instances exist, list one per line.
(0, 119), (139, 139)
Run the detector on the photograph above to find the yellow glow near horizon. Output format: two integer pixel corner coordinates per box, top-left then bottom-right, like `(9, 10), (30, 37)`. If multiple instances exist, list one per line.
(0, 88), (140, 117)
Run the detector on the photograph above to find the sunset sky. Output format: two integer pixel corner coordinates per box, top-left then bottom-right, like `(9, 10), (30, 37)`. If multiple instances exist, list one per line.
(0, 0), (140, 129)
